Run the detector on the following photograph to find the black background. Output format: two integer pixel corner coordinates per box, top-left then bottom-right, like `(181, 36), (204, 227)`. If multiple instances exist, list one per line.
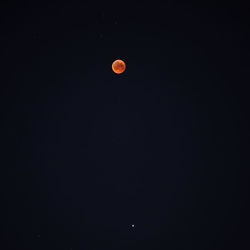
(1, 1), (250, 250)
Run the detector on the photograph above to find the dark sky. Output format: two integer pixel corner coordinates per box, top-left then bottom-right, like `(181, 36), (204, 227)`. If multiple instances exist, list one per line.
(1, 1), (250, 250)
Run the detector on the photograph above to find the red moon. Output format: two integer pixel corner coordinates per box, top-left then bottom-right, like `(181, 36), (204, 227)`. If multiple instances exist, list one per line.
(112, 59), (126, 74)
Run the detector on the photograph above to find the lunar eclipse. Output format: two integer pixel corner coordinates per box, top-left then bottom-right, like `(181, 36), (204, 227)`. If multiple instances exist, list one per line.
(112, 59), (126, 74)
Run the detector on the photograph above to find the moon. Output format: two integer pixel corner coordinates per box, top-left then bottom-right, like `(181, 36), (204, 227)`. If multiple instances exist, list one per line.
(112, 59), (126, 74)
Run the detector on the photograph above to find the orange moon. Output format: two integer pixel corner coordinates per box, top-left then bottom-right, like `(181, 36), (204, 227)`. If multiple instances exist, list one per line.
(112, 59), (126, 74)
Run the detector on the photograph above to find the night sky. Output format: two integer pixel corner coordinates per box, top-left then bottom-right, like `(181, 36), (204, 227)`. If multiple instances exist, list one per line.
(1, 1), (250, 250)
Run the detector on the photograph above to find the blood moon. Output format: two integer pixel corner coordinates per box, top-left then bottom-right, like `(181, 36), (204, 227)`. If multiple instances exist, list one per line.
(112, 59), (126, 74)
